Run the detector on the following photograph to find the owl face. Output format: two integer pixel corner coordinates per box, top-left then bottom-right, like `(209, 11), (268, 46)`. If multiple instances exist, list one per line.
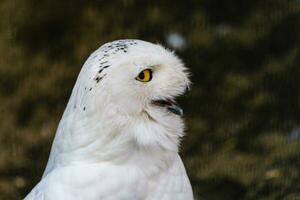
(92, 40), (190, 121)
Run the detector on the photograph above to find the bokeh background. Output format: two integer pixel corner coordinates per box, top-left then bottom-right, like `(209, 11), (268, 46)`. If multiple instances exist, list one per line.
(0, 0), (299, 199)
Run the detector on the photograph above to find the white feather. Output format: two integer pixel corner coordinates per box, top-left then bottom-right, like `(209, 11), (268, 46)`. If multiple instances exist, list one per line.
(25, 39), (193, 200)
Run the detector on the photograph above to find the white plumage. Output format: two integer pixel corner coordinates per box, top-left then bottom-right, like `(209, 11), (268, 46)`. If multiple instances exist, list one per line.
(25, 39), (193, 200)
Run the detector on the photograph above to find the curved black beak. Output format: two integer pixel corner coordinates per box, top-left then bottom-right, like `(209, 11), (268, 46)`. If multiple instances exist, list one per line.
(167, 103), (183, 116)
(152, 99), (183, 116)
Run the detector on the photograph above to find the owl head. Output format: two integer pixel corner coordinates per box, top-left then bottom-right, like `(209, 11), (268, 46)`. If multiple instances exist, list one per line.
(57, 39), (190, 161)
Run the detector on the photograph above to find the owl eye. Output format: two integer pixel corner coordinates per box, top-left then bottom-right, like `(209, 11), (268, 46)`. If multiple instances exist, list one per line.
(136, 69), (152, 82)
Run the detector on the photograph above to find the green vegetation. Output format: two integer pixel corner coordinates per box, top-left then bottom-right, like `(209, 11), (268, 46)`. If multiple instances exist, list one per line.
(0, 0), (299, 199)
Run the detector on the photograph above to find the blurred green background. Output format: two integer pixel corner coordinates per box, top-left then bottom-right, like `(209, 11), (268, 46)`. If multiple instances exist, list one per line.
(0, 0), (299, 199)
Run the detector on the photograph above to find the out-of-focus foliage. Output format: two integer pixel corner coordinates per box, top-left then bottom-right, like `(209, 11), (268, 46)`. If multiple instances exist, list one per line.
(0, 0), (299, 199)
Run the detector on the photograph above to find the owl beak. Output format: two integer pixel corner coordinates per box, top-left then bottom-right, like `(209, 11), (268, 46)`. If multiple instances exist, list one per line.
(152, 99), (183, 116)
(167, 102), (183, 116)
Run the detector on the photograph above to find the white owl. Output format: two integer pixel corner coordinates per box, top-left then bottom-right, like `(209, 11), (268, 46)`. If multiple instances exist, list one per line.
(25, 39), (193, 200)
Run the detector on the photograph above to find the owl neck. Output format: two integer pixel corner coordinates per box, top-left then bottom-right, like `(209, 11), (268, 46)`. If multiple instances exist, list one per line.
(43, 109), (181, 177)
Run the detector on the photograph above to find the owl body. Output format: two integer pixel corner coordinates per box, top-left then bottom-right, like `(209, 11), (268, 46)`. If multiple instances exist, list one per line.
(25, 40), (193, 200)
(26, 155), (192, 200)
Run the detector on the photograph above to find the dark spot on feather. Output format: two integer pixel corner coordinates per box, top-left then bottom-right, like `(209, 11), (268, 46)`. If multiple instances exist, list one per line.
(95, 77), (103, 83)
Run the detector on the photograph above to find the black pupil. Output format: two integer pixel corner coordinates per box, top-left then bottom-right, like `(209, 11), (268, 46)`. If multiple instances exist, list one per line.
(139, 72), (145, 79)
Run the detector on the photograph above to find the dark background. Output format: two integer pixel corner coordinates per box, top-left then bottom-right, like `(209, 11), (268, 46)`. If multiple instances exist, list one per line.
(0, 0), (299, 199)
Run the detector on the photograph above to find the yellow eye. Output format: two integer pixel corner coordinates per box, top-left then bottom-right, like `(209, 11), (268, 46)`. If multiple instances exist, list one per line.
(136, 69), (152, 82)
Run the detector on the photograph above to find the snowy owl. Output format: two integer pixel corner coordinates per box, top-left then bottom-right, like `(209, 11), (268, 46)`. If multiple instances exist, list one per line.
(25, 39), (193, 200)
